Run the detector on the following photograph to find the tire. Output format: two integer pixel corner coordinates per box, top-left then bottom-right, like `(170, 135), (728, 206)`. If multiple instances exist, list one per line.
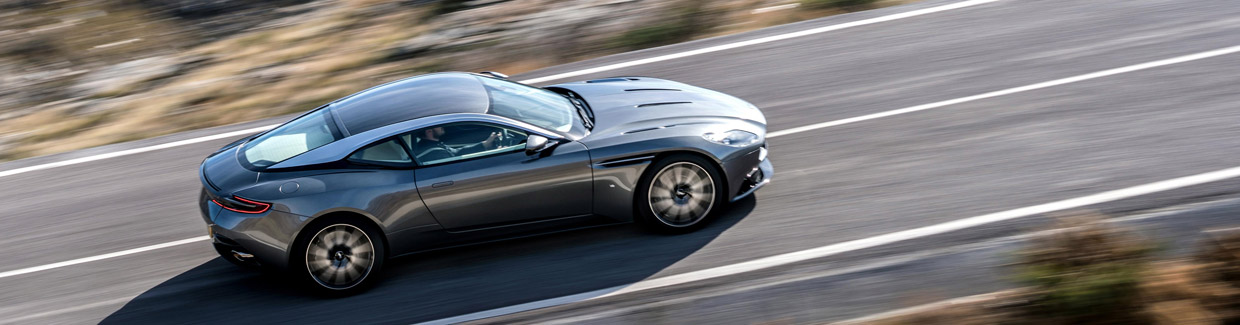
(635, 154), (727, 233)
(289, 216), (386, 295)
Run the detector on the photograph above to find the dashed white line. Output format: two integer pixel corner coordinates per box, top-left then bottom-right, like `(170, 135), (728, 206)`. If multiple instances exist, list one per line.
(0, 237), (209, 279)
(0, 0), (999, 180)
(0, 0), (1003, 281)
(416, 44), (1240, 323)
(422, 165), (1240, 324)
(752, 3), (801, 14)
(0, 1), (1235, 322)
(0, 125), (277, 178)
(0, 40), (1235, 285)
(767, 44), (1240, 137)
(518, 0), (1000, 84)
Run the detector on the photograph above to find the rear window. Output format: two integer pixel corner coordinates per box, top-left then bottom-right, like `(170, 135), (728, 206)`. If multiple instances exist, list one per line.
(242, 109), (342, 168)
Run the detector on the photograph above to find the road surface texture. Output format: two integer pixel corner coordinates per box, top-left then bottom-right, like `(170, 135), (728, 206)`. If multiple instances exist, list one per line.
(1, 0), (1239, 323)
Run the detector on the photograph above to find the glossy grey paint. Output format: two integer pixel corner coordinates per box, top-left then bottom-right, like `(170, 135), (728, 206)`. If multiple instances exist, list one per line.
(550, 77), (768, 218)
(415, 141), (594, 229)
(199, 72), (771, 272)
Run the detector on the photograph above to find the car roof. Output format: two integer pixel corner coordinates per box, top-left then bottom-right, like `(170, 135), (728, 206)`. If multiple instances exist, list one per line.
(329, 72), (490, 135)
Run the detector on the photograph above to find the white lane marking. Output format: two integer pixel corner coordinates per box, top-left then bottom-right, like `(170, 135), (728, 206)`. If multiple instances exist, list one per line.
(0, 40), (1236, 282)
(0, 237), (208, 279)
(545, 198), (1235, 324)
(752, 3), (800, 14)
(0, 0), (995, 180)
(0, 1), (1234, 317)
(0, 125), (277, 178)
(767, 44), (1240, 138)
(422, 165), (1240, 324)
(518, 0), (1000, 84)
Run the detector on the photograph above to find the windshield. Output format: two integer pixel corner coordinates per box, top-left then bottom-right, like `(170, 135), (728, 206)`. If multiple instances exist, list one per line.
(241, 108), (342, 168)
(479, 77), (576, 133)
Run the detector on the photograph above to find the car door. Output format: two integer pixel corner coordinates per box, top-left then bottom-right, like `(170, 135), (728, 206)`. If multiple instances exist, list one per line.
(411, 121), (593, 230)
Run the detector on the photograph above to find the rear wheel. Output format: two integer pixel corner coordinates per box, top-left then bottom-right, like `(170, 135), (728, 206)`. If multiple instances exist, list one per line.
(291, 217), (385, 295)
(635, 154), (726, 233)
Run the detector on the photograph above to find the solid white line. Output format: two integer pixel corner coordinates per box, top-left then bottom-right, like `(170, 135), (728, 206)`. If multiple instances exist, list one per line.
(518, 0), (1000, 84)
(767, 44), (1240, 138)
(0, 236), (208, 279)
(0, 0), (995, 180)
(422, 165), (1240, 324)
(0, 125), (277, 178)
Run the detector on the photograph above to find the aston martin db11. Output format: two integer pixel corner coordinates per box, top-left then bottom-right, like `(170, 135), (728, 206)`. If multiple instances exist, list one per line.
(199, 72), (772, 293)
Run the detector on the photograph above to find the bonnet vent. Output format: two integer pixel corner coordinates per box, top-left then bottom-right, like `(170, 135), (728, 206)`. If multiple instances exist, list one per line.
(636, 101), (692, 108)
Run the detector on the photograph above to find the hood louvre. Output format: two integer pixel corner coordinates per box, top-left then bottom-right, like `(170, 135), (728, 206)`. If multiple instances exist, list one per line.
(636, 101), (692, 108)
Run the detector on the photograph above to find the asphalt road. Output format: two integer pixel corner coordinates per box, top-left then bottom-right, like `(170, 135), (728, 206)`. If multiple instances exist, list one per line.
(3, 0), (1240, 323)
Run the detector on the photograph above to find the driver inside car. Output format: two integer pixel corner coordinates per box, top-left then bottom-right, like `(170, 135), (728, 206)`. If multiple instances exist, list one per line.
(411, 126), (502, 163)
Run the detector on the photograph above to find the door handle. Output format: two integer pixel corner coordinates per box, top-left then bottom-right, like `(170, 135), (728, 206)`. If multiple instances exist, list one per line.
(431, 181), (454, 188)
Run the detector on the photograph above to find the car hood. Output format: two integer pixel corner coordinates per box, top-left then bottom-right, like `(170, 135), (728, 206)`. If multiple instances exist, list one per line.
(548, 77), (766, 136)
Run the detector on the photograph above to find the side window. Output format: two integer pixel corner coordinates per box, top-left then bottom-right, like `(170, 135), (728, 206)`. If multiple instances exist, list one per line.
(348, 138), (412, 165)
(406, 122), (528, 166)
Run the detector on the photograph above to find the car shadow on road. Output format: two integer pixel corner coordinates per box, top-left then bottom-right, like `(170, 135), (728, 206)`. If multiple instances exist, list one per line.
(102, 196), (757, 324)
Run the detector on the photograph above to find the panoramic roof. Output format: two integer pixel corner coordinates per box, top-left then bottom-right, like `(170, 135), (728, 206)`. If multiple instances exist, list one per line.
(330, 73), (490, 135)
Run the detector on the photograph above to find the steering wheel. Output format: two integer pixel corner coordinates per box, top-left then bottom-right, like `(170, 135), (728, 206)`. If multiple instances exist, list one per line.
(500, 129), (520, 147)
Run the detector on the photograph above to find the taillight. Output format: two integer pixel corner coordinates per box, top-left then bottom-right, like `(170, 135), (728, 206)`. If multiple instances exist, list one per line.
(211, 195), (271, 214)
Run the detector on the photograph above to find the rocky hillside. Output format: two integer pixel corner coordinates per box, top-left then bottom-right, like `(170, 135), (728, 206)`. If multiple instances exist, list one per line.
(0, 0), (878, 160)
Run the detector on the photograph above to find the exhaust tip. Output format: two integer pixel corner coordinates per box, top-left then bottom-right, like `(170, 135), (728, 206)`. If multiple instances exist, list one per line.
(232, 250), (254, 260)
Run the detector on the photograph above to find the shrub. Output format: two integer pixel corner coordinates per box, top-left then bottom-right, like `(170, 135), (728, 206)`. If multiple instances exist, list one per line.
(1194, 231), (1240, 321)
(1015, 215), (1154, 321)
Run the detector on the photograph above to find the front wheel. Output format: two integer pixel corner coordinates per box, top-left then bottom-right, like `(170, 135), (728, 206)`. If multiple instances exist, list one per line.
(635, 154), (727, 233)
(291, 218), (385, 295)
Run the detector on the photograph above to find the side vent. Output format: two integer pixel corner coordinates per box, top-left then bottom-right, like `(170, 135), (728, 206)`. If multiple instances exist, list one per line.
(596, 154), (657, 168)
(622, 127), (663, 134)
(636, 101), (692, 108)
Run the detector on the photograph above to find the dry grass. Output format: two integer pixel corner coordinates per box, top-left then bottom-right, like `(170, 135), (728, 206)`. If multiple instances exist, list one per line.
(860, 218), (1240, 325)
(1, 0), (912, 160)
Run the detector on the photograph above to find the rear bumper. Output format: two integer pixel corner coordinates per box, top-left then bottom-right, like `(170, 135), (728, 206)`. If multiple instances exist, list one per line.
(201, 191), (306, 271)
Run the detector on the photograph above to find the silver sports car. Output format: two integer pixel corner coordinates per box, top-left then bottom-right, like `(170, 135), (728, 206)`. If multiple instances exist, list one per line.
(199, 72), (772, 293)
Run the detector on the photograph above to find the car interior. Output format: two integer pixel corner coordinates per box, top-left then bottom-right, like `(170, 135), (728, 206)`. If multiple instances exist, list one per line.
(350, 123), (529, 166)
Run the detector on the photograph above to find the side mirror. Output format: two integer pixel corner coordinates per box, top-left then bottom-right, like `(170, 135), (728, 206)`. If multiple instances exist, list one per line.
(525, 134), (556, 155)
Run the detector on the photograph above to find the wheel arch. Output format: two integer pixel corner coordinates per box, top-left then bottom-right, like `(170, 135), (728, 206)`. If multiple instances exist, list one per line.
(649, 150), (729, 190)
(291, 210), (391, 262)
